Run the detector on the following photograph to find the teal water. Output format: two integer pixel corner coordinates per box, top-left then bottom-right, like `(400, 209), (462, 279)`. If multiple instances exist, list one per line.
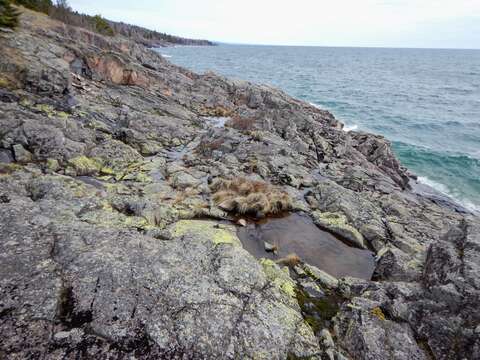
(158, 45), (480, 212)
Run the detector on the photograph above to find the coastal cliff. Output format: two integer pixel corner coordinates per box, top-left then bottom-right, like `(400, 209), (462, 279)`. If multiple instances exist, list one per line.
(0, 8), (479, 360)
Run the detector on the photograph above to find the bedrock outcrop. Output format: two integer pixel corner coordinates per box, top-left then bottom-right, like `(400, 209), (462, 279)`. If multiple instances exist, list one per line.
(0, 8), (479, 360)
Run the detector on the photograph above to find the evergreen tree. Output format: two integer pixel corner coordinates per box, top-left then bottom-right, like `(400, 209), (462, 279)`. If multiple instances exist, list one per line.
(92, 15), (114, 36)
(0, 0), (20, 29)
(12, 0), (52, 14)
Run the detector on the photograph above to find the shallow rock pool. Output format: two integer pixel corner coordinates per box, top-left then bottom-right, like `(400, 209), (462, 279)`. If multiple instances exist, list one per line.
(237, 213), (375, 279)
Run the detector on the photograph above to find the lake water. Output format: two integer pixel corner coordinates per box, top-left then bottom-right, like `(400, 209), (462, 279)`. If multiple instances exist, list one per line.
(158, 45), (480, 212)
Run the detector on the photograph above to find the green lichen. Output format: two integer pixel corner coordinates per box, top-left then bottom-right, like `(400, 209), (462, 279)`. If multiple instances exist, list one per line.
(100, 167), (115, 176)
(123, 216), (154, 230)
(67, 156), (103, 176)
(260, 259), (297, 299)
(79, 201), (155, 231)
(313, 211), (364, 247)
(281, 280), (296, 298)
(133, 172), (152, 183)
(121, 171), (152, 183)
(302, 264), (339, 289)
(46, 158), (59, 171)
(34, 104), (69, 119)
(114, 161), (154, 183)
(371, 306), (386, 321)
(19, 98), (32, 107)
(171, 220), (241, 246)
(0, 77), (10, 88)
(140, 142), (163, 156)
(0, 163), (23, 175)
(104, 182), (130, 195)
(85, 119), (111, 132)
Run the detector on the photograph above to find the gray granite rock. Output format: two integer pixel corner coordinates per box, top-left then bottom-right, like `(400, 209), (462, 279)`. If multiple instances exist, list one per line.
(0, 8), (478, 360)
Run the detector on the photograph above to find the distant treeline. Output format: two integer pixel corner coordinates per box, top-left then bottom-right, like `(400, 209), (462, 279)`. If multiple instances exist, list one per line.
(2, 0), (214, 46)
(108, 21), (213, 47)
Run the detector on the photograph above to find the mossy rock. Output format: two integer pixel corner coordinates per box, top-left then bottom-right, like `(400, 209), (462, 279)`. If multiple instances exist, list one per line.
(260, 259), (297, 300)
(295, 286), (341, 334)
(170, 220), (241, 247)
(302, 264), (339, 289)
(313, 211), (365, 248)
(0, 77), (11, 88)
(0, 163), (23, 175)
(45, 158), (60, 172)
(34, 104), (69, 119)
(371, 306), (386, 321)
(67, 156), (103, 176)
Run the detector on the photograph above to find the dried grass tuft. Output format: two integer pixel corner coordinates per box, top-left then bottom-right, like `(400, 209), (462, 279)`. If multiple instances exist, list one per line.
(210, 177), (292, 217)
(275, 253), (301, 267)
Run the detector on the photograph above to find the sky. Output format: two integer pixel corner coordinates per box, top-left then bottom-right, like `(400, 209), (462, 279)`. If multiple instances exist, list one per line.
(68, 0), (480, 49)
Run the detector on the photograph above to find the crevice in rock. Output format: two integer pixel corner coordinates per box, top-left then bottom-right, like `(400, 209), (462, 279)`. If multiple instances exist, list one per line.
(89, 277), (100, 312)
(0, 307), (14, 320)
(294, 285), (342, 336)
(415, 338), (436, 360)
(57, 284), (93, 330)
(454, 219), (469, 280)
(307, 130), (324, 163)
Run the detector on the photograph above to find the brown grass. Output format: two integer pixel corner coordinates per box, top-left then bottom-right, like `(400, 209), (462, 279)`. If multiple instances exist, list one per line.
(196, 138), (225, 156)
(226, 115), (256, 131)
(210, 177), (292, 217)
(172, 187), (200, 205)
(200, 106), (232, 117)
(275, 253), (301, 267)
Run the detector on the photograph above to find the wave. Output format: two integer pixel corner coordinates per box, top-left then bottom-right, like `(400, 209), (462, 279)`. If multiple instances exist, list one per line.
(440, 86), (474, 94)
(343, 123), (358, 132)
(160, 54), (173, 58)
(417, 176), (480, 213)
(309, 103), (359, 132)
(393, 141), (480, 213)
(417, 176), (449, 194)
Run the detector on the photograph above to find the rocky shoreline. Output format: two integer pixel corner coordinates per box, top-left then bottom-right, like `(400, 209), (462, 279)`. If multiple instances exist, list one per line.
(1, 8), (479, 360)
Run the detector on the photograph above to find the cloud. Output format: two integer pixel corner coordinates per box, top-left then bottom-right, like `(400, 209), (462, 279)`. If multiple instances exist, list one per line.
(68, 0), (480, 48)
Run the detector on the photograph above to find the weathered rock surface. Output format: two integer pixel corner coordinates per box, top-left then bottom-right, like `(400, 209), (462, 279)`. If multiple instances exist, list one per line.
(0, 7), (478, 360)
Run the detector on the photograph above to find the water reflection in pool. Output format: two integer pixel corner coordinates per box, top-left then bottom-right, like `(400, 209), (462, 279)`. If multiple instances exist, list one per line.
(237, 213), (375, 280)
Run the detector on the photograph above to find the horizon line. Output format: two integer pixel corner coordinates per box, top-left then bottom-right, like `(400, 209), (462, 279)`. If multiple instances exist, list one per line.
(209, 41), (480, 51)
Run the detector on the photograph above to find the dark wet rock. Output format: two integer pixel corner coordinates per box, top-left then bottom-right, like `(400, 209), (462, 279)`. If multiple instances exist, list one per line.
(0, 7), (478, 360)
(0, 148), (14, 163)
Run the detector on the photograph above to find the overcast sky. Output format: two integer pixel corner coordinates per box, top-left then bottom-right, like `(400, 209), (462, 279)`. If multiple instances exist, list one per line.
(69, 0), (480, 49)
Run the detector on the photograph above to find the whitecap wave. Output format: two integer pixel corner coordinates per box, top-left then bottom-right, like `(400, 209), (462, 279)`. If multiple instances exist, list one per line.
(343, 124), (358, 132)
(160, 54), (172, 58)
(417, 176), (480, 213)
(309, 102), (358, 132)
(417, 176), (450, 194)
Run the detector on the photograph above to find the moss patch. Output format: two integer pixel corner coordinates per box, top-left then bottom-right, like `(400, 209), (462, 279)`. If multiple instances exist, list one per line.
(295, 286), (341, 334)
